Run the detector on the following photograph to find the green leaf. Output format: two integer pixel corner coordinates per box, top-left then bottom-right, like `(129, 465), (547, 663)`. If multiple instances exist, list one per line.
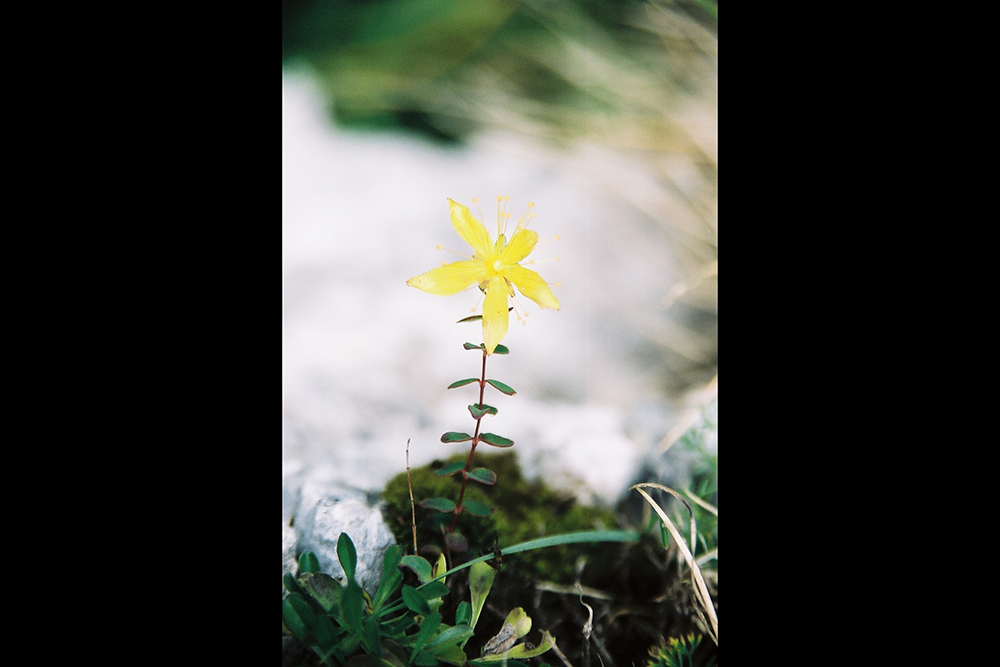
(420, 497), (457, 513)
(362, 615), (382, 656)
(383, 614), (416, 637)
(408, 611), (442, 661)
(338, 533), (358, 581)
(400, 555), (433, 583)
(447, 378), (479, 389)
(284, 572), (307, 598)
(467, 468), (497, 485)
(298, 551), (320, 574)
(298, 572), (344, 613)
(402, 585), (432, 616)
(430, 642), (468, 666)
(282, 595), (315, 643)
(463, 342), (484, 350)
(342, 579), (365, 634)
(461, 500), (494, 517)
(455, 601), (472, 626)
(313, 614), (339, 652)
(485, 379), (516, 395)
(427, 624), (474, 650)
(411, 650), (439, 667)
(479, 433), (514, 448)
(468, 562), (495, 630)
(491, 344), (509, 355)
(434, 460), (467, 477)
(373, 545), (403, 611)
(468, 404), (498, 420)
(420, 581), (451, 599)
(440, 431), (473, 443)
(457, 308), (511, 324)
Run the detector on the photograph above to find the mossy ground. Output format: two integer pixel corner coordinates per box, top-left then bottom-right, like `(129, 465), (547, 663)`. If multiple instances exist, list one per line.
(380, 450), (620, 583)
(377, 451), (719, 667)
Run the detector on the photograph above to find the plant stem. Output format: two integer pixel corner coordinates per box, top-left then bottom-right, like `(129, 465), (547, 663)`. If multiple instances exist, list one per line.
(448, 347), (488, 532)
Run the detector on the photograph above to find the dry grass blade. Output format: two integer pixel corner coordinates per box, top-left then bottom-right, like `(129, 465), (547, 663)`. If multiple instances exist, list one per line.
(684, 488), (718, 516)
(630, 483), (718, 645)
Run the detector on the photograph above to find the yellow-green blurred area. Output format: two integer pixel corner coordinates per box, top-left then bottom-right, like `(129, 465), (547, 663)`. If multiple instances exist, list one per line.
(282, 0), (717, 146)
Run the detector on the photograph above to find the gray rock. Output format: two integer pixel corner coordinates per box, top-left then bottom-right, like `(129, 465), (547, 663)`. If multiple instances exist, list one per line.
(282, 520), (297, 598)
(294, 494), (397, 596)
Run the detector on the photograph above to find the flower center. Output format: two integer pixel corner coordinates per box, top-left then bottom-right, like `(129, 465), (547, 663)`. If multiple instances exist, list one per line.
(493, 259), (504, 272)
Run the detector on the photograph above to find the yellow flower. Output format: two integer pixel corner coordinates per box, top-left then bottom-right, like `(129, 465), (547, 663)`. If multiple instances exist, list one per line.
(407, 198), (560, 354)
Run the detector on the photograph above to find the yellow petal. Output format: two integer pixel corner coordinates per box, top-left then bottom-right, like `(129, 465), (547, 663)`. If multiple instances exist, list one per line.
(449, 199), (493, 259)
(407, 260), (487, 296)
(500, 229), (538, 266)
(482, 276), (510, 354)
(504, 264), (560, 310)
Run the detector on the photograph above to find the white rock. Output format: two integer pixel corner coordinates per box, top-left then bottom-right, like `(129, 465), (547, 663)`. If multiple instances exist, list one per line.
(294, 495), (396, 596)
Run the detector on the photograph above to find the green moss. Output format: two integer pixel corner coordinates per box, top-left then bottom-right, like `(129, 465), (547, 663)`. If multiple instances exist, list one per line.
(380, 450), (620, 583)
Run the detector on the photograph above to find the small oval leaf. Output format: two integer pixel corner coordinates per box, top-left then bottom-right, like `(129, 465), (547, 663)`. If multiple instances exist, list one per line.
(479, 433), (514, 448)
(468, 404), (498, 420)
(461, 499), (494, 517)
(441, 432), (474, 443)
(421, 581), (451, 599)
(491, 344), (510, 355)
(434, 460), (467, 477)
(298, 551), (320, 574)
(447, 378), (479, 389)
(400, 555), (433, 583)
(463, 342), (484, 350)
(467, 468), (497, 485)
(485, 379), (516, 395)
(337, 533), (358, 581)
(282, 595), (315, 643)
(420, 497), (457, 513)
(445, 532), (468, 553)
(402, 585), (432, 616)
(298, 572), (344, 612)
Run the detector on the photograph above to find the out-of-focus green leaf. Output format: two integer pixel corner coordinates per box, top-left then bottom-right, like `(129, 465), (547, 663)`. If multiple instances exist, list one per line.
(420, 497), (457, 513)
(434, 460), (467, 476)
(461, 499), (494, 517)
(445, 531), (468, 553)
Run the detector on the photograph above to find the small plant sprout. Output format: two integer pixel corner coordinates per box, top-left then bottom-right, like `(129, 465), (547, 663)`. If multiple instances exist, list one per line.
(406, 197), (562, 556)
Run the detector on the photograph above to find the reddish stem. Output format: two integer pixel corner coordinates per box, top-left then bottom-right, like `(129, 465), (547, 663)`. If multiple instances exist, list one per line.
(449, 347), (488, 532)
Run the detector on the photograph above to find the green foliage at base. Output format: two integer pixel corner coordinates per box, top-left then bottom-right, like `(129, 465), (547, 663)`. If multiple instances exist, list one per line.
(283, 533), (553, 667)
(646, 634), (714, 667)
(381, 451), (620, 583)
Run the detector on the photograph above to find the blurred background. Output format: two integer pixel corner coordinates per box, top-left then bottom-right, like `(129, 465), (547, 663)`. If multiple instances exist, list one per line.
(282, 0), (717, 509)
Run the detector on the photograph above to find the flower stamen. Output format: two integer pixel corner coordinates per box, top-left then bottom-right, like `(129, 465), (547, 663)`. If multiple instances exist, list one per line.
(436, 243), (475, 261)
